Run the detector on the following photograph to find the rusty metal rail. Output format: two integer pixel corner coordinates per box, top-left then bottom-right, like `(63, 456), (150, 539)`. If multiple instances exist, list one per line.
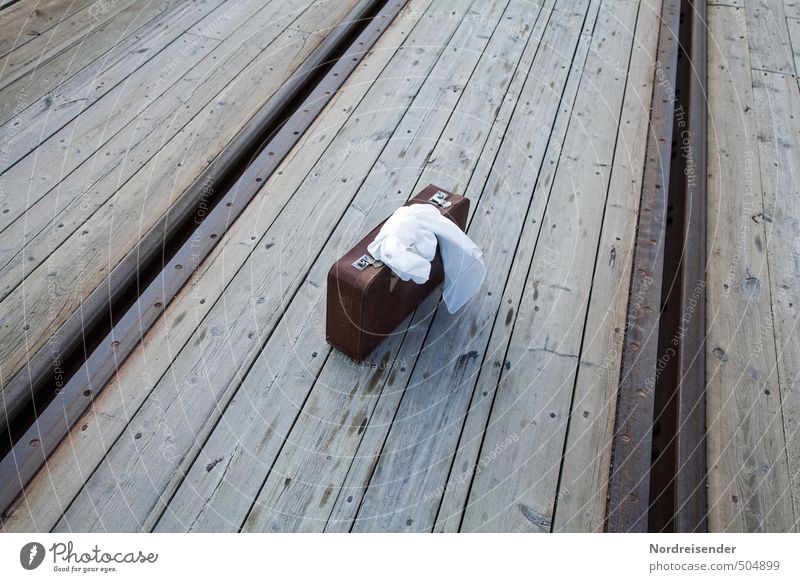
(0, 0), (408, 519)
(606, 0), (708, 532)
(671, 0), (708, 533)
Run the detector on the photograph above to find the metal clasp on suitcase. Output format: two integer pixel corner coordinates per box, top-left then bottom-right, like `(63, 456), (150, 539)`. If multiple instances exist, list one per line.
(352, 254), (383, 270)
(428, 190), (452, 208)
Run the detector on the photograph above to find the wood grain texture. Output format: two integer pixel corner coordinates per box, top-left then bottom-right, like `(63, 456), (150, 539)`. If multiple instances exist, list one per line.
(0, 0), (303, 302)
(349, 0), (594, 533)
(2, 0), (678, 533)
(331, 0), (560, 533)
(51, 0), (457, 533)
(0, 0), (145, 95)
(0, 0), (356, 396)
(0, 1), (230, 177)
(233, 0), (542, 534)
(743, 0), (794, 74)
(553, 0), (661, 533)
(750, 69), (800, 530)
(1, 0), (404, 535)
(459, 0), (638, 533)
(431, 0), (596, 533)
(0, 0), (96, 58)
(705, 5), (795, 532)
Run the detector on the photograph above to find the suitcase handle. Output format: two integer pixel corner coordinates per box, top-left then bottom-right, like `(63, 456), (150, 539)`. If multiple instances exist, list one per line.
(351, 190), (453, 270)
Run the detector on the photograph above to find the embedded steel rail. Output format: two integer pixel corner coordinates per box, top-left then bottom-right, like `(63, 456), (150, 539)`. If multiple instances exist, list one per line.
(0, 0), (408, 518)
(671, 0), (708, 533)
(606, 0), (708, 532)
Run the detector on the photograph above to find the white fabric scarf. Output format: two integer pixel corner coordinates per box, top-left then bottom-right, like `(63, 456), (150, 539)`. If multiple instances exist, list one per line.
(367, 204), (486, 313)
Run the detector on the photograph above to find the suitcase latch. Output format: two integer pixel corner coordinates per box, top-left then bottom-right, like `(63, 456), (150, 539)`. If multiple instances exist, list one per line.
(352, 254), (382, 270)
(428, 190), (452, 208)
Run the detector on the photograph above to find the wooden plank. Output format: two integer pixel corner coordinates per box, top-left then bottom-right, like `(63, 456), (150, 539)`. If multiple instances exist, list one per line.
(743, 0), (794, 73)
(0, 32), (220, 225)
(0, 1), (191, 127)
(786, 1), (800, 19)
(0, 1), (242, 175)
(705, 5), (795, 532)
(751, 69), (800, 530)
(348, 1), (595, 534)
(0, 0), (353, 397)
(343, 1), (593, 533)
(0, 0), (313, 404)
(457, 0), (638, 533)
(0, 1), (289, 224)
(176, 0), (542, 533)
(0, 33), (220, 387)
(429, 0), (598, 534)
(787, 18), (800, 74)
(0, 0), (96, 58)
(552, 0), (662, 533)
(0, 0), (387, 437)
(0, 0), (413, 534)
(0, 0), (299, 293)
(0, 0), (143, 93)
(50, 0), (467, 533)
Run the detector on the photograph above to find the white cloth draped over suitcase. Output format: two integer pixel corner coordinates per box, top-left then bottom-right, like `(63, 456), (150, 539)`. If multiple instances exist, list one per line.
(367, 203), (486, 313)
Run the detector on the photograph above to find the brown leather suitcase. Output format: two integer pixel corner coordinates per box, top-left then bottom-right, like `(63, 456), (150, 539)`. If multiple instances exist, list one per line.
(326, 185), (469, 362)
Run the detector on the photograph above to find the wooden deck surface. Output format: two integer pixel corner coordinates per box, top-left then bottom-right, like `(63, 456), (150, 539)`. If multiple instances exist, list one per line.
(1, 0), (663, 533)
(706, 0), (800, 533)
(0, 0), (361, 392)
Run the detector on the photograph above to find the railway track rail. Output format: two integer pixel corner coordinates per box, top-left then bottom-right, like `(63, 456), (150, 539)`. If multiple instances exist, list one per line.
(607, 0), (708, 533)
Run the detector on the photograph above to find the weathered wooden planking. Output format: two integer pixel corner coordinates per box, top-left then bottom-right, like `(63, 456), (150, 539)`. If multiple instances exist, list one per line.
(0, 33), (218, 391)
(553, 0), (661, 533)
(0, 0), (96, 58)
(0, 1), (235, 176)
(1, 0), (397, 523)
(705, 5), (795, 532)
(221, 0), (538, 534)
(0, 2), (203, 129)
(0, 0), (413, 535)
(0, 0), (354, 396)
(458, 0), (638, 533)
(327, 0), (560, 533)
(345, 1), (593, 533)
(349, 1), (594, 533)
(162, 0), (516, 533)
(429, 0), (597, 534)
(0, 1), (294, 224)
(2, 0), (324, 496)
(157, 0), (498, 532)
(0, 0), (306, 301)
(743, 0), (794, 74)
(787, 1), (800, 19)
(0, 33), (219, 225)
(787, 18), (800, 75)
(52, 0), (467, 533)
(751, 69), (800, 530)
(0, 0), (144, 94)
